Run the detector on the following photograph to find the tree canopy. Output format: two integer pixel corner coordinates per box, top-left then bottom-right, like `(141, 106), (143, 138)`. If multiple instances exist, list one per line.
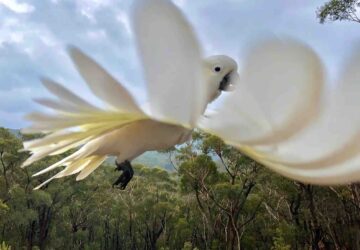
(317, 0), (360, 23)
(1, 127), (359, 249)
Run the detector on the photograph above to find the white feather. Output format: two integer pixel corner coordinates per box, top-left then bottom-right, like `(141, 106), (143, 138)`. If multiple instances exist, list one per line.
(34, 98), (86, 113)
(200, 39), (324, 146)
(25, 0), (360, 188)
(235, 48), (360, 169)
(76, 156), (107, 181)
(55, 158), (92, 178)
(68, 47), (142, 114)
(132, 0), (206, 127)
(41, 78), (98, 111)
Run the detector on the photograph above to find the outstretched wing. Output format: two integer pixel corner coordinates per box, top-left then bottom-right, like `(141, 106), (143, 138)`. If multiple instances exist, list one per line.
(199, 39), (324, 145)
(234, 48), (360, 185)
(22, 49), (147, 188)
(68, 47), (143, 114)
(132, 0), (206, 127)
(250, 50), (360, 169)
(198, 39), (360, 185)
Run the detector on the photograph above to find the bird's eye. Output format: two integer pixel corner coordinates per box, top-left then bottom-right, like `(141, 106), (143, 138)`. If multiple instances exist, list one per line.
(214, 66), (222, 73)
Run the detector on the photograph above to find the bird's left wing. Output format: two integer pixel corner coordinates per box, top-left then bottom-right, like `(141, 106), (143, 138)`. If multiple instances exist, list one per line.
(197, 39), (360, 185)
(132, 0), (206, 127)
(224, 48), (360, 185)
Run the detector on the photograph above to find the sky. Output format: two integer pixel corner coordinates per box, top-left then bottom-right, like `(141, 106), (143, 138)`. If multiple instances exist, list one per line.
(0, 0), (359, 129)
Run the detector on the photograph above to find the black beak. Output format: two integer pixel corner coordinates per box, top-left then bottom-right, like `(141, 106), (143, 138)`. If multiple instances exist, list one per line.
(219, 72), (232, 91)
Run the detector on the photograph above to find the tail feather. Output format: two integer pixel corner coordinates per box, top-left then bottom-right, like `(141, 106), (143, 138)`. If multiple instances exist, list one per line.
(22, 139), (89, 168)
(23, 109), (144, 187)
(33, 176), (57, 190)
(32, 149), (84, 177)
(76, 156), (107, 180)
(21, 113), (144, 168)
(23, 108), (143, 187)
(33, 156), (106, 190)
(23, 112), (140, 132)
(23, 123), (119, 160)
(55, 158), (92, 178)
(23, 130), (89, 150)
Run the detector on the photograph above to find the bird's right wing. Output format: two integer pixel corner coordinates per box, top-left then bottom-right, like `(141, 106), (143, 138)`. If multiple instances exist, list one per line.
(132, 0), (207, 128)
(22, 49), (147, 188)
(68, 47), (143, 114)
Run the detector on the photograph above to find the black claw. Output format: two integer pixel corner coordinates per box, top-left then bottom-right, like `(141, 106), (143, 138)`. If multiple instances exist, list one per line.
(112, 160), (134, 190)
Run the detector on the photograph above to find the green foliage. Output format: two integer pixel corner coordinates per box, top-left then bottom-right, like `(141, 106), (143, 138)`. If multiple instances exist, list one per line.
(272, 236), (291, 250)
(182, 241), (196, 250)
(1, 127), (360, 249)
(0, 199), (8, 211)
(0, 242), (11, 250)
(317, 0), (360, 23)
(271, 223), (296, 250)
(179, 154), (218, 191)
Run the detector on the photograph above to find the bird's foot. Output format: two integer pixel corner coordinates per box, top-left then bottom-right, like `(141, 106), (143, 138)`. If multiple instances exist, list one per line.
(114, 160), (130, 171)
(112, 160), (134, 190)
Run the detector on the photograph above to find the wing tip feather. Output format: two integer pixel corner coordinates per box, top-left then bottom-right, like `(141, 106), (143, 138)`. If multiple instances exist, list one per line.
(67, 45), (84, 65)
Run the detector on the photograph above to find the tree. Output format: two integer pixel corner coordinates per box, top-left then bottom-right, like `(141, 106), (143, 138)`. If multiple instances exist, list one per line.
(317, 0), (360, 23)
(1, 127), (360, 249)
(174, 132), (264, 250)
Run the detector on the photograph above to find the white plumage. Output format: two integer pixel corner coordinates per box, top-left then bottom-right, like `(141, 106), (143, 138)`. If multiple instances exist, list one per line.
(22, 0), (360, 189)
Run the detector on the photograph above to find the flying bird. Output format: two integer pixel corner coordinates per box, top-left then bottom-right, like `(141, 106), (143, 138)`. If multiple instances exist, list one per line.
(21, 0), (238, 189)
(22, 0), (360, 190)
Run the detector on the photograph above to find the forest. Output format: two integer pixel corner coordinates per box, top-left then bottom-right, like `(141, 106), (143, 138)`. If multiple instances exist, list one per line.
(0, 127), (359, 250)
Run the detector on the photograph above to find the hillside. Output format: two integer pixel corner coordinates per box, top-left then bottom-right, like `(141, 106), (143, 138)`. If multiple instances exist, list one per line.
(133, 151), (174, 170)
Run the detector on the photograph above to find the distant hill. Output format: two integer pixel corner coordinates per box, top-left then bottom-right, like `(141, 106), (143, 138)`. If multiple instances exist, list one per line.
(9, 128), (21, 137)
(133, 151), (174, 171)
(106, 151), (174, 171)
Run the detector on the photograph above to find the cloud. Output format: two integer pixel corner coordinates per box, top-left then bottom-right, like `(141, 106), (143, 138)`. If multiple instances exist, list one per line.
(0, 110), (29, 129)
(116, 10), (132, 35)
(0, 87), (36, 113)
(86, 29), (107, 40)
(173, 0), (188, 7)
(75, 0), (116, 22)
(1, 0), (360, 129)
(0, 86), (37, 128)
(0, 0), (34, 13)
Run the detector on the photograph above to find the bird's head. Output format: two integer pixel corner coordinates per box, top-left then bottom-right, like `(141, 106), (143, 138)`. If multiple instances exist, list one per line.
(204, 55), (239, 102)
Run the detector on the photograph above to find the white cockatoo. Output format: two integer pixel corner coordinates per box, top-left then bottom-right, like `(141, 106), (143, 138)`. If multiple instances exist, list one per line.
(21, 0), (238, 189)
(22, 0), (360, 190)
